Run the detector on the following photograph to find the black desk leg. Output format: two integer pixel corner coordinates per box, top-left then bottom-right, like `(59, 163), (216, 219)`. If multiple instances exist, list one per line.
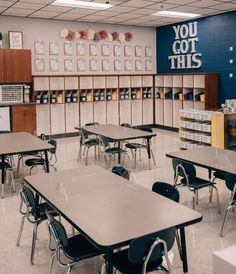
(180, 227), (188, 273)
(106, 250), (113, 274)
(44, 150), (50, 173)
(208, 168), (212, 180)
(1, 155), (5, 198)
(118, 141), (121, 164)
(147, 139), (151, 169)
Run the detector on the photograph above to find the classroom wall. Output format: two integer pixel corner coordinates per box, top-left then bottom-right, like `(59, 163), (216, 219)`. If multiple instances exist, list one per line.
(156, 11), (236, 104)
(0, 15), (156, 75)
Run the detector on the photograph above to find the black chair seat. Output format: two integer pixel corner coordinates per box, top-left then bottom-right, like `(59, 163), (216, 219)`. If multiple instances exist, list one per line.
(181, 177), (215, 190)
(125, 143), (144, 150)
(64, 234), (102, 261)
(105, 147), (126, 154)
(213, 171), (226, 180)
(85, 139), (99, 146)
(112, 248), (163, 274)
(25, 158), (45, 166)
(32, 203), (58, 220)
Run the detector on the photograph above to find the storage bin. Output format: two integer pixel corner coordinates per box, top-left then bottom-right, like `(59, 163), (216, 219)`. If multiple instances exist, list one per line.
(179, 120), (186, 128)
(187, 142), (195, 150)
(186, 131), (195, 140)
(36, 92), (42, 104)
(57, 93), (63, 103)
(202, 123), (211, 132)
(185, 121), (194, 130)
(179, 109), (186, 118)
(179, 131), (187, 138)
(201, 134), (211, 144)
(180, 141), (188, 149)
(193, 122), (202, 131)
(194, 111), (203, 120)
(71, 92), (77, 102)
(202, 111), (213, 121)
(193, 133), (202, 142)
(186, 110), (195, 119)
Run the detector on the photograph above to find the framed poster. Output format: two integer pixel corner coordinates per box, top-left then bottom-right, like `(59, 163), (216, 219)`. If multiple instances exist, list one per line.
(64, 59), (73, 71)
(101, 44), (110, 56)
(49, 58), (59, 71)
(145, 60), (152, 71)
(124, 60), (132, 71)
(124, 45), (132, 57)
(114, 45), (121, 56)
(34, 58), (45, 72)
(102, 60), (110, 71)
(49, 41), (59, 55)
(89, 44), (98, 56)
(135, 60), (142, 71)
(8, 31), (23, 49)
(64, 42), (73, 55)
(135, 46), (142, 57)
(114, 60), (122, 71)
(77, 59), (86, 71)
(76, 43), (85, 56)
(34, 41), (44, 55)
(90, 59), (98, 71)
(145, 46), (152, 57)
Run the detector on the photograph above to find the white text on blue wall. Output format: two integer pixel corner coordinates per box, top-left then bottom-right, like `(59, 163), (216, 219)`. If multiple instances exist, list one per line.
(168, 22), (202, 69)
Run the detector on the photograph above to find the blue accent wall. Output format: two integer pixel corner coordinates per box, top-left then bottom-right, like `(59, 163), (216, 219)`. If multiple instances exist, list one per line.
(156, 11), (236, 104)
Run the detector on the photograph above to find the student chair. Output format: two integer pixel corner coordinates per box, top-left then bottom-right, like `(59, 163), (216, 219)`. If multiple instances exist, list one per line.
(16, 186), (58, 264)
(172, 158), (220, 213)
(112, 165), (130, 180)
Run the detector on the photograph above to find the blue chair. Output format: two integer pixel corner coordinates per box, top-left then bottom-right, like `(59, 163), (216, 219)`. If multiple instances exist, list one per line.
(111, 228), (175, 273)
(112, 166), (130, 180)
(220, 173), (236, 236)
(16, 186), (58, 264)
(46, 211), (103, 274)
(172, 158), (220, 212)
(152, 181), (179, 203)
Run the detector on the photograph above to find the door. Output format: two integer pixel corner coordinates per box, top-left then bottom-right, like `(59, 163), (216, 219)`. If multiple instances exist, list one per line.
(12, 105), (36, 134)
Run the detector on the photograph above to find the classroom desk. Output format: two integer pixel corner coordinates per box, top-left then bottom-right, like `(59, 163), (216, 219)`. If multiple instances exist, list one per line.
(75, 124), (156, 165)
(166, 147), (236, 178)
(0, 132), (52, 198)
(24, 166), (202, 273)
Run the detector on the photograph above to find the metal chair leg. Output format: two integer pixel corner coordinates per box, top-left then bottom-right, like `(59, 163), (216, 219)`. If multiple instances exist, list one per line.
(67, 265), (72, 274)
(30, 222), (39, 265)
(85, 147), (89, 165)
(48, 253), (56, 274)
(1, 182), (4, 199)
(16, 215), (26, 246)
(220, 206), (231, 237)
(192, 191), (196, 210)
(213, 185), (221, 214)
(151, 149), (156, 166)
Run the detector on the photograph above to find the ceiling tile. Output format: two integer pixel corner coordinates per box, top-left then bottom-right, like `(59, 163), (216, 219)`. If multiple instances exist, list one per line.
(129, 8), (156, 15)
(93, 10), (121, 16)
(3, 8), (33, 16)
(162, 0), (199, 4)
(9, 2), (44, 9)
(120, 0), (155, 8)
(0, 1), (15, 8)
(29, 10), (62, 17)
(40, 5), (73, 12)
(113, 13), (140, 19)
(211, 3), (236, 10)
(108, 5), (136, 12)
(145, 3), (178, 10)
(188, 0), (225, 8)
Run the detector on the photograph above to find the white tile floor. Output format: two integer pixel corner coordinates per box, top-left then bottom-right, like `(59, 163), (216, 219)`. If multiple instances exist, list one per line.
(1, 128), (236, 274)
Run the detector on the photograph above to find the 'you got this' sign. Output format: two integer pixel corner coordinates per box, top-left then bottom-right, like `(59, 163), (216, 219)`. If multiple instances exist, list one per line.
(168, 21), (202, 69)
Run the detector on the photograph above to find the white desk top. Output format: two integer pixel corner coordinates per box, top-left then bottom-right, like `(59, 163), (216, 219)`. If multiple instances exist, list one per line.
(0, 132), (52, 156)
(76, 124), (156, 141)
(167, 147), (236, 174)
(24, 166), (202, 249)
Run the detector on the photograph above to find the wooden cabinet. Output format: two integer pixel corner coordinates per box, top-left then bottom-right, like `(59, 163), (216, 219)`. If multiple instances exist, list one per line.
(0, 49), (31, 83)
(12, 105), (36, 134)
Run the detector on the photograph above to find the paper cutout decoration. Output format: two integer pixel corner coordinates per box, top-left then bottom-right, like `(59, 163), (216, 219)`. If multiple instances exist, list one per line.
(76, 43), (85, 56)
(77, 59), (86, 71)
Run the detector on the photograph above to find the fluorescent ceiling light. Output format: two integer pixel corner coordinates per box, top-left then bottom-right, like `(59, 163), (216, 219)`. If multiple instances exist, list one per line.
(51, 0), (113, 10)
(151, 11), (200, 18)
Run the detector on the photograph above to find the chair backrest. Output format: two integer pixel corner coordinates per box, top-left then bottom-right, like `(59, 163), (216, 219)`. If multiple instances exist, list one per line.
(46, 211), (68, 248)
(48, 139), (57, 155)
(85, 122), (99, 126)
(20, 186), (36, 210)
(79, 128), (89, 140)
(128, 227), (176, 264)
(225, 173), (236, 192)
(120, 123), (132, 128)
(140, 126), (153, 140)
(152, 182), (180, 203)
(99, 135), (109, 147)
(112, 166), (130, 180)
(172, 158), (196, 179)
(38, 133), (47, 140)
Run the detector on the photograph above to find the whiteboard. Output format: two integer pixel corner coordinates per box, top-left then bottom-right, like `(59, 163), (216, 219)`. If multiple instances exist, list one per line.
(0, 107), (10, 131)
